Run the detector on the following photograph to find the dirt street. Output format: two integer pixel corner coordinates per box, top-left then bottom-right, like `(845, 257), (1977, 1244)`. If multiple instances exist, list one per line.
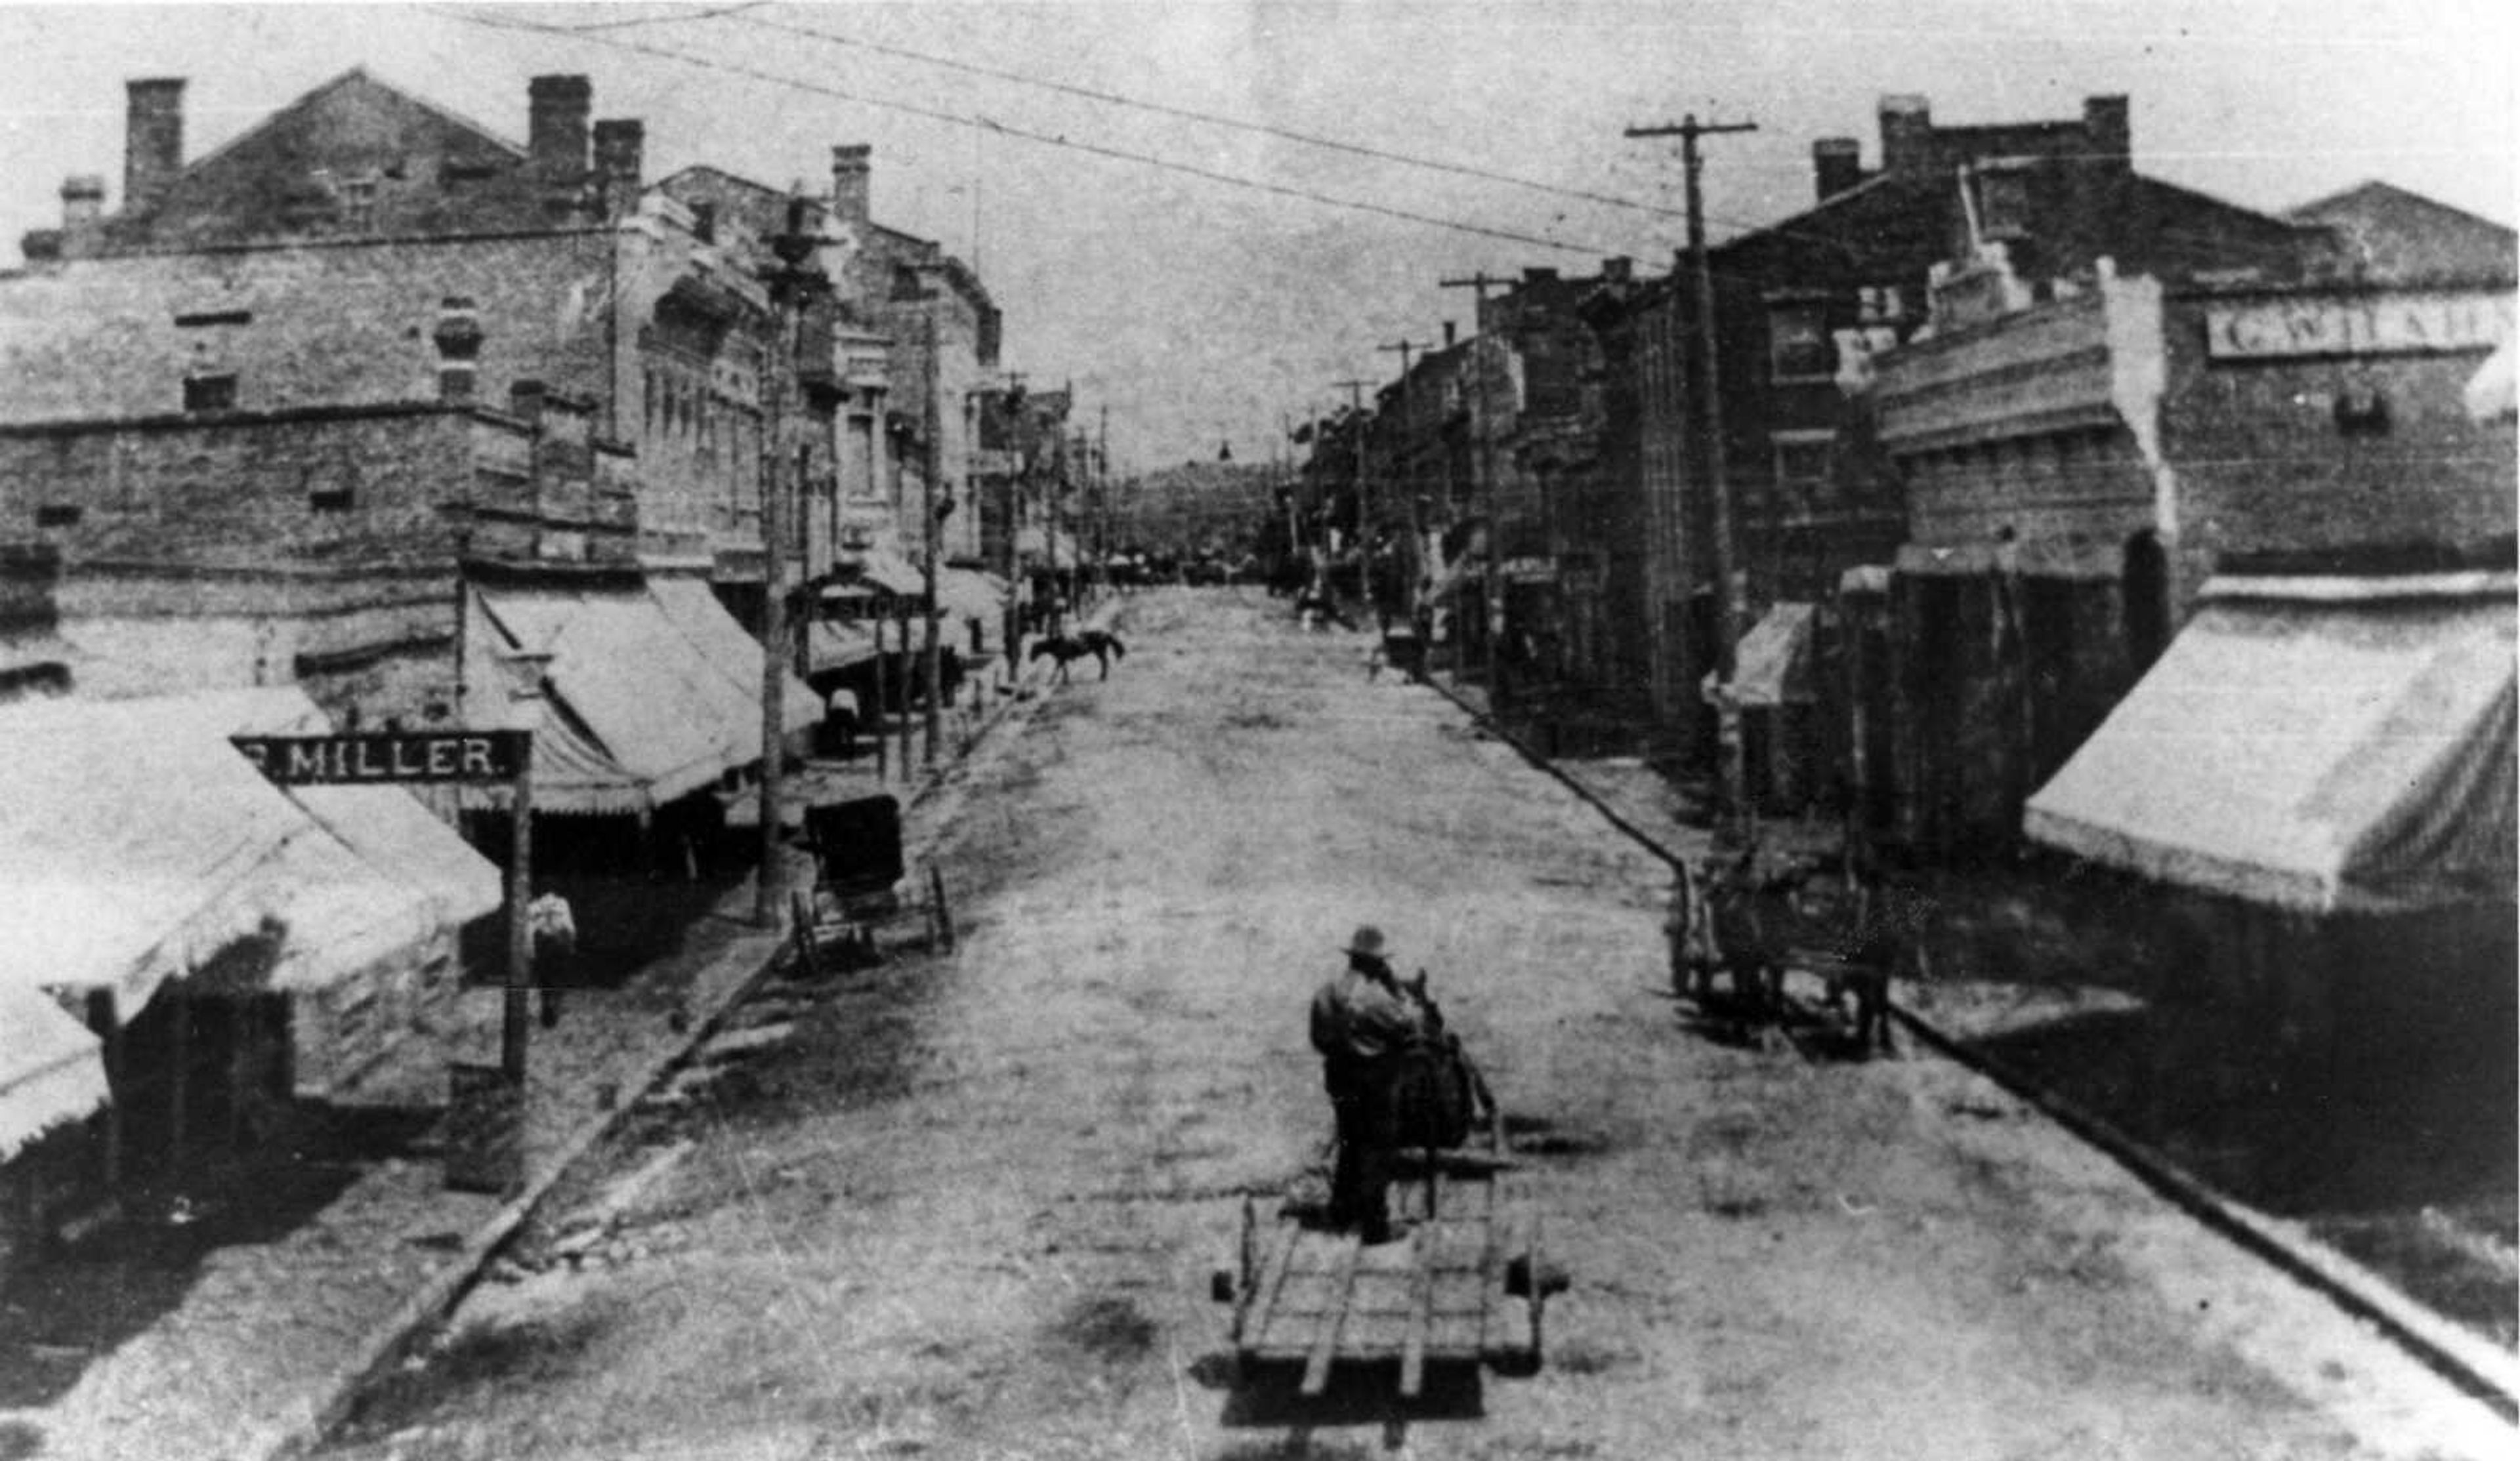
(323, 588), (2510, 1461)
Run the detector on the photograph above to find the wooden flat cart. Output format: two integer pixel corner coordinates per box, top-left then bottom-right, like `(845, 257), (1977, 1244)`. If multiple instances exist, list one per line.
(1220, 1136), (1545, 1398)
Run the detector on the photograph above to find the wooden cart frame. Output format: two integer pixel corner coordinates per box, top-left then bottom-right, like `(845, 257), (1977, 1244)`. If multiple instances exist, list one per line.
(1221, 1132), (1545, 1398)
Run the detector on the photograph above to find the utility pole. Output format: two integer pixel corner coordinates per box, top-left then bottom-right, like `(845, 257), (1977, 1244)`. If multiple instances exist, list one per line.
(921, 304), (942, 770)
(1624, 112), (1756, 827)
(1439, 273), (1509, 707)
(1333, 379), (1370, 606)
(755, 194), (830, 926)
(1378, 337), (1427, 627)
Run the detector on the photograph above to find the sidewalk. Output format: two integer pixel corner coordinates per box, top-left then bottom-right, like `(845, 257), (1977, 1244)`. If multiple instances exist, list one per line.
(1420, 653), (2520, 1423)
(3, 599), (1114, 1461)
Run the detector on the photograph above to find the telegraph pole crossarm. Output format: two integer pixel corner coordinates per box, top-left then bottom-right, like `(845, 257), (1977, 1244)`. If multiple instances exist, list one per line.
(1623, 114), (1756, 830)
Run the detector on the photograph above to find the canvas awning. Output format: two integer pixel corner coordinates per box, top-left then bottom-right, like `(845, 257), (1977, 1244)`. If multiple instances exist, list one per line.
(200, 687), (503, 928)
(835, 549), (927, 598)
(933, 567), (1007, 623)
(1730, 602), (1818, 707)
(808, 618), (879, 673)
(0, 695), (459, 1016)
(0, 984), (108, 1163)
(2023, 575), (2517, 914)
(467, 581), (817, 815)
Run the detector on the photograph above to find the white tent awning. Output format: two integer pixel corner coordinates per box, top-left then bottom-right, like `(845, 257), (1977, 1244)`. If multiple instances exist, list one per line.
(2024, 576), (2517, 913)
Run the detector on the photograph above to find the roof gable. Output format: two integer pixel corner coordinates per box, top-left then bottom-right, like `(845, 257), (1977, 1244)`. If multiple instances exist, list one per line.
(101, 68), (555, 249)
(2289, 180), (2517, 286)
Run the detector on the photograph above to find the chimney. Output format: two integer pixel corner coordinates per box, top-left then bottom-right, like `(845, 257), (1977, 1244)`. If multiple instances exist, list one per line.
(830, 144), (872, 227)
(1602, 256), (1634, 283)
(124, 77), (186, 216)
(1813, 137), (1863, 201)
(1522, 266), (1559, 285)
(1443, 321), (1457, 348)
(60, 174), (106, 232)
(2082, 94), (2131, 169)
(509, 379), (547, 421)
(1878, 94), (1933, 178)
(593, 118), (644, 208)
(528, 75), (592, 174)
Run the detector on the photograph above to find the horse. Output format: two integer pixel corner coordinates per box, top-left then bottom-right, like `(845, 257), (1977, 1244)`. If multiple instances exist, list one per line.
(1668, 848), (1919, 1057)
(1030, 629), (1127, 684)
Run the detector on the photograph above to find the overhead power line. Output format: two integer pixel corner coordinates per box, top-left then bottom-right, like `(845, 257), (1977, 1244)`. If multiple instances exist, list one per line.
(721, 9), (1692, 224)
(450, 9), (1632, 257)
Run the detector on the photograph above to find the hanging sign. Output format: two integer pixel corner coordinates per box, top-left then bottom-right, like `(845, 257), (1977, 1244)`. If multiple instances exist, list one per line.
(230, 730), (530, 785)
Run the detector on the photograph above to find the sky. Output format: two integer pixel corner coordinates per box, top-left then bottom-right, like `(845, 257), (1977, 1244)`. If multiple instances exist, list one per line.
(1, 0), (2513, 468)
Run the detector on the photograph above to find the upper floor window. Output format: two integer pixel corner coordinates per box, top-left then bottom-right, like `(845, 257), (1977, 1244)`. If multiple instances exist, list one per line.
(1857, 286), (1904, 326)
(1772, 431), (1834, 494)
(1971, 166), (2031, 242)
(340, 176), (378, 232)
(1767, 304), (1834, 384)
(183, 373), (238, 413)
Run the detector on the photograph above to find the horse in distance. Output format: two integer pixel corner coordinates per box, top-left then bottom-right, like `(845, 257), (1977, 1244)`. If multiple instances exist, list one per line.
(1030, 628), (1127, 684)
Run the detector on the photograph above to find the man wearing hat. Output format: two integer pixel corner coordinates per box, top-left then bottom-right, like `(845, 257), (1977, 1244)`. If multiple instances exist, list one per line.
(1309, 925), (1427, 1243)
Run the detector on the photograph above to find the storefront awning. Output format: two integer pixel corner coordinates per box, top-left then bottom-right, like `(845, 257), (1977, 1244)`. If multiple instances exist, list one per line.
(468, 581), (818, 815)
(1731, 602), (1818, 707)
(0, 695), (459, 1016)
(808, 618), (880, 673)
(200, 687), (503, 929)
(933, 567), (1007, 623)
(2023, 575), (2517, 914)
(1, 984), (109, 1162)
(833, 549), (927, 598)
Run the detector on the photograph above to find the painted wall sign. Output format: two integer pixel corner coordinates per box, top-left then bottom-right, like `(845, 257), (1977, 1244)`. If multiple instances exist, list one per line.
(230, 730), (530, 785)
(2206, 290), (2515, 360)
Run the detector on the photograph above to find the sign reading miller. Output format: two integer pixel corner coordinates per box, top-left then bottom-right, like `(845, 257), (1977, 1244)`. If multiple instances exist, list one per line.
(230, 730), (530, 785)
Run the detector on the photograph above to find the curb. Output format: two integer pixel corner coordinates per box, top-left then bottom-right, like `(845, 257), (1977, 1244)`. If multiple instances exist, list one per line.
(1418, 665), (2520, 1428)
(253, 595), (1125, 1461)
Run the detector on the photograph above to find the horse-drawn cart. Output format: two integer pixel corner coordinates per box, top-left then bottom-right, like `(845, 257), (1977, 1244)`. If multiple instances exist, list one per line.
(1218, 1002), (1547, 1397)
(1223, 1143), (1544, 1397)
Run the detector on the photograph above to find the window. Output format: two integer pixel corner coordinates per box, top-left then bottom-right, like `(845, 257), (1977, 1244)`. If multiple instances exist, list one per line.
(1973, 166), (2030, 241)
(1772, 432), (1834, 503)
(308, 488), (354, 512)
(1767, 304), (1834, 384)
(340, 176), (377, 232)
(34, 503), (82, 528)
(184, 373), (237, 412)
(1857, 286), (1904, 326)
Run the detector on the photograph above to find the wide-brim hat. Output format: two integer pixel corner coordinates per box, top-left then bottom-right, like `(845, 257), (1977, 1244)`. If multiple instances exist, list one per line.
(1342, 925), (1388, 958)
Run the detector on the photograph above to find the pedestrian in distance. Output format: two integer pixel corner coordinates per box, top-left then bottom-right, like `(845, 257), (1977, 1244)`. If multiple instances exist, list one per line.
(1308, 924), (1428, 1244)
(528, 887), (578, 1029)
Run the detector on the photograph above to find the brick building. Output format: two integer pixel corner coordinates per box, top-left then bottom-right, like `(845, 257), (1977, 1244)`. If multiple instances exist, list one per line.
(0, 68), (823, 800)
(1620, 94), (2326, 779)
(1864, 191), (2515, 855)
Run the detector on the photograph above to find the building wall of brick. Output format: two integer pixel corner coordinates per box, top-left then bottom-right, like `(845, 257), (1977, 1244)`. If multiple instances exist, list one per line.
(2160, 290), (2517, 577)
(0, 232), (617, 424)
(0, 402), (629, 725)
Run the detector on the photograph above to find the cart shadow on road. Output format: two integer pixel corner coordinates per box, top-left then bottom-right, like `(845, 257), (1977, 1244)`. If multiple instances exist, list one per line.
(1194, 1352), (1489, 1430)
